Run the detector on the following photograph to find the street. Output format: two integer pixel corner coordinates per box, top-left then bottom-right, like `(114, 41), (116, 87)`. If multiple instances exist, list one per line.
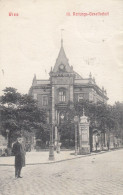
(0, 149), (123, 195)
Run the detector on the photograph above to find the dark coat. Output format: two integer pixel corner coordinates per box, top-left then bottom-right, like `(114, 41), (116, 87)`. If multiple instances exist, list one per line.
(12, 141), (25, 168)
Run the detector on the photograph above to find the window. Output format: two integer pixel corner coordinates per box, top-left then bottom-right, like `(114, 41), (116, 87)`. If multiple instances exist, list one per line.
(78, 94), (83, 102)
(89, 92), (93, 101)
(33, 93), (37, 100)
(59, 90), (66, 102)
(42, 95), (48, 106)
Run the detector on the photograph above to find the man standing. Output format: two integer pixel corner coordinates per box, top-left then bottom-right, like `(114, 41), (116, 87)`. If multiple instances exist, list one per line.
(12, 136), (25, 178)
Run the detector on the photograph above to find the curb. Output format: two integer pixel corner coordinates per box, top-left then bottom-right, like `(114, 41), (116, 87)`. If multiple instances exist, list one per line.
(0, 148), (122, 167)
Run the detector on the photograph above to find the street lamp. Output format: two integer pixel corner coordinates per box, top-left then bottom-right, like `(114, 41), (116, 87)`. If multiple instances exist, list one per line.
(49, 123), (55, 160)
(6, 129), (9, 148)
(74, 116), (78, 156)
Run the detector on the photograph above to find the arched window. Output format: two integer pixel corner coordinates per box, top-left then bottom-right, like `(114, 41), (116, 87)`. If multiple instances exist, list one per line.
(59, 89), (66, 102)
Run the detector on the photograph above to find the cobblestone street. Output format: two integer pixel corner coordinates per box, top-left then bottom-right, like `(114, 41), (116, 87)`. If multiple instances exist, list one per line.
(0, 149), (123, 195)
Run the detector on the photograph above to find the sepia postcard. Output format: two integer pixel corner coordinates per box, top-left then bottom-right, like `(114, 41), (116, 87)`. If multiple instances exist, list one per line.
(0, 0), (123, 195)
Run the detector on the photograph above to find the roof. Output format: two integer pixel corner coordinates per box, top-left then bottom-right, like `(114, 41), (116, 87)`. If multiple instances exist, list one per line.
(53, 40), (73, 73)
(74, 71), (83, 79)
(32, 79), (50, 86)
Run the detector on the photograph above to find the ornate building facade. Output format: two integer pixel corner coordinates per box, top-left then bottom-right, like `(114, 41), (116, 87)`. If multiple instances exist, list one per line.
(29, 39), (108, 127)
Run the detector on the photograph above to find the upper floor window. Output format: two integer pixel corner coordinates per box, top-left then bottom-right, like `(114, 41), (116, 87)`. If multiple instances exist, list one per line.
(59, 90), (66, 102)
(33, 93), (37, 100)
(42, 95), (48, 106)
(89, 92), (93, 101)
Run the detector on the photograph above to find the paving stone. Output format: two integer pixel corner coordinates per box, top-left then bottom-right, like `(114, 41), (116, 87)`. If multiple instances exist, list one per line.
(0, 150), (123, 195)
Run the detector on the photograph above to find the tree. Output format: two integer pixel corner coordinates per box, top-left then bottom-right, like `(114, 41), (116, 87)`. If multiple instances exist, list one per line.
(0, 87), (47, 147)
(58, 104), (76, 148)
(74, 100), (118, 133)
(35, 123), (50, 148)
(59, 120), (75, 148)
(112, 102), (123, 141)
(58, 100), (120, 148)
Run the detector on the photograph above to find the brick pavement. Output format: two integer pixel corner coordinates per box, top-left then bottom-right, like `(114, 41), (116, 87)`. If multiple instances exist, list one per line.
(0, 149), (123, 195)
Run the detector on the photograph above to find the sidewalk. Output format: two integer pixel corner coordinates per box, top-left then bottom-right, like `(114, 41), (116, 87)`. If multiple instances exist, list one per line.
(0, 148), (121, 166)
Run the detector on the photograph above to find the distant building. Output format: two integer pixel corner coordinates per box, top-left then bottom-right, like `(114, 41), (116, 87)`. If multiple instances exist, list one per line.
(29, 39), (108, 127)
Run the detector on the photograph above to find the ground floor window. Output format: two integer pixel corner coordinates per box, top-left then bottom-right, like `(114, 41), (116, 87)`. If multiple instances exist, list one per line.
(78, 94), (84, 102)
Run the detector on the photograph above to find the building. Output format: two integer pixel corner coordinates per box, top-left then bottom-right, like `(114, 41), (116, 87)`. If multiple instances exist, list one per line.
(29, 39), (108, 147)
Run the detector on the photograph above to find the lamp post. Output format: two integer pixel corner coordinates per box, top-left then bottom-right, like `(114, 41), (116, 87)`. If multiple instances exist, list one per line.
(49, 123), (55, 160)
(6, 129), (9, 148)
(74, 116), (78, 156)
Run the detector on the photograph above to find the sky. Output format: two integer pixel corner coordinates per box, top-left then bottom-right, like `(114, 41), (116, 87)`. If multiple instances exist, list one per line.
(0, 0), (123, 105)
